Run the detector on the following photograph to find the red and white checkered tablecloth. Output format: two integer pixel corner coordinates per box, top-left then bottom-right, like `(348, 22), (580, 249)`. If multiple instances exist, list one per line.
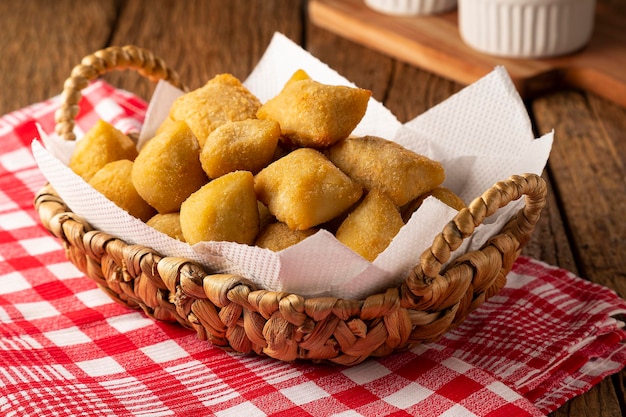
(1, 81), (625, 417)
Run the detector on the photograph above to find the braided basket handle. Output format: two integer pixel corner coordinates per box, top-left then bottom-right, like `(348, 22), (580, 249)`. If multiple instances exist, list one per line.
(54, 45), (187, 141)
(405, 173), (547, 298)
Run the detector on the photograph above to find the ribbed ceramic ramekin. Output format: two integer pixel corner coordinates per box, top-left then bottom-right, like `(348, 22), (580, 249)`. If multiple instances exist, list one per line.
(458, 0), (596, 58)
(365, 0), (457, 16)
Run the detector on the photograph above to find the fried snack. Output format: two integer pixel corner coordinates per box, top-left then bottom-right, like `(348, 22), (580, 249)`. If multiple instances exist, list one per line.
(255, 222), (317, 251)
(200, 119), (280, 179)
(69, 120), (138, 181)
(335, 190), (404, 262)
(180, 170), (259, 245)
(88, 160), (155, 222)
(146, 213), (185, 242)
(255, 148), (363, 230)
(328, 136), (445, 207)
(430, 186), (466, 211)
(284, 69), (311, 87)
(168, 73), (261, 147)
(131, 120), (208, 214)
(401, 186), (466, 222)
(256, 78), (371, 149)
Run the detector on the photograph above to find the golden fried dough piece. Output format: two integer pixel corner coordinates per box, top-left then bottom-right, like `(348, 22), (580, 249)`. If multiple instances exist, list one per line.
(336, 190), (404, 262)
(69, 120), (138, 181)
(256, 79), (371, 149)
(180, 171), (259, 245)
(401, 187), (466, 222)
(430, 187), (466, 211)
(88, 160), (155, 222)
(200, 119), (280, 178)
(284, 69), (311, 87)
(131, 121), (208, 214)
(255, 148), (363, 230)
(169, 73), (261, 147)
(328, 136), (445, 207)
(146, 213), (185, 242)
(255, 222), (317, 251)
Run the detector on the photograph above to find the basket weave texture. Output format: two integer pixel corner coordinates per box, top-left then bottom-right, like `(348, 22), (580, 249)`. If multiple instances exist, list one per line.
(35, 45), (547, 366)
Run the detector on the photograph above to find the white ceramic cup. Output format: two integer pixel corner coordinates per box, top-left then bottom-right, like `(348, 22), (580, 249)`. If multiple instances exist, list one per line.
(458, 0), (596, 58)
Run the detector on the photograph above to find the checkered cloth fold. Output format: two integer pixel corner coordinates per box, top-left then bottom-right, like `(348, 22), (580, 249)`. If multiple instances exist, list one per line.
(1, 81), (625, 417)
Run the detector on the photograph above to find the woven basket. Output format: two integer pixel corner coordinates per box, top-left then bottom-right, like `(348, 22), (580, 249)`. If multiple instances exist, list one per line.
(34, 45), (547, 366)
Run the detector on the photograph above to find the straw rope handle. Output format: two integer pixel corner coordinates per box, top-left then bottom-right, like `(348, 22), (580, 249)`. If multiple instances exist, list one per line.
(54, 45), (187, 141)
(404, 173), (547, 302)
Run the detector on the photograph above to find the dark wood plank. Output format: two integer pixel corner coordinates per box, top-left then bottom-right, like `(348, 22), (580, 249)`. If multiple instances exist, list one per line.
(552, 377), (623, 417)
(586, 93), (626, 185)
(614, 372), (626, 415)
(532, 90), (626, 299)
(522, 174), (579, 275)
(0, 0), (119, 115)
(102, 0), (304, 102)
(531, 89), (626, 417)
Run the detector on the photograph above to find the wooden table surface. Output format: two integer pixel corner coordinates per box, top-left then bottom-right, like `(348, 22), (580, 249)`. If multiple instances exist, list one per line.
(1, 1), (624, 415)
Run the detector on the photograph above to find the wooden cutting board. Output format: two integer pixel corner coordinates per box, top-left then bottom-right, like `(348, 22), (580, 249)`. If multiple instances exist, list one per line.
(308, 0), (626, 107)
